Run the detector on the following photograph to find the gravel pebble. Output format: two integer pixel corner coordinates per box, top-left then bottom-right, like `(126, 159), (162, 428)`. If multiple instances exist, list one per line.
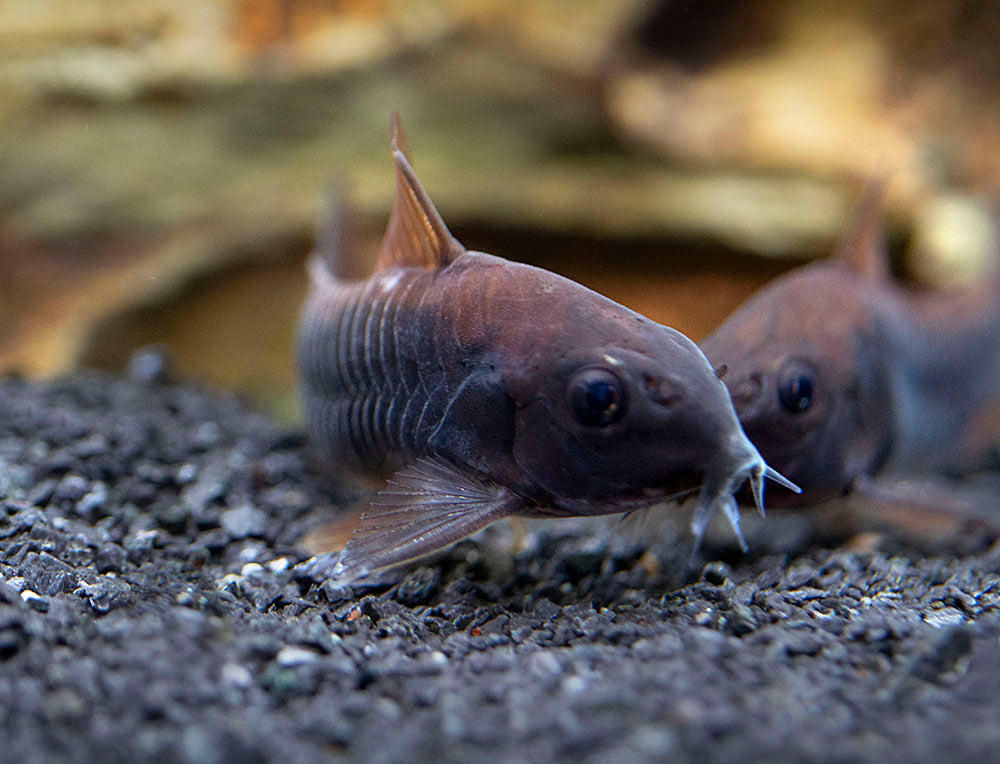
(0, 369), (998, 764)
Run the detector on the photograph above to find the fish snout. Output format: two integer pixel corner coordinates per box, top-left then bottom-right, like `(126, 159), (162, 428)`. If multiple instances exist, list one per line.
(690, 427), (800, 555)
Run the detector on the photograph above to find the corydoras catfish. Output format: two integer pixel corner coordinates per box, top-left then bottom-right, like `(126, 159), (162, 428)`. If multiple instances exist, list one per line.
(702, 183), (1000, 509)
(297, 117), (798, 581)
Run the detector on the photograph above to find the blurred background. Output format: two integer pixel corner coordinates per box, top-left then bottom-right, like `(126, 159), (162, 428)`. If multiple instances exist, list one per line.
(1, 0), (998, 422)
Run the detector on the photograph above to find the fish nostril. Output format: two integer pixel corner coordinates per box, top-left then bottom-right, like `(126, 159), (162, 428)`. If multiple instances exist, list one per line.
(643, 374), (682, 408)
(729, 372), (763, 408)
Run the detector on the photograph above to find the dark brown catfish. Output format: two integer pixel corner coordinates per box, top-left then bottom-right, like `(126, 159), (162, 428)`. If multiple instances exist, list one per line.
(702, 183), (1000, 506)
(297, 117), (798, 581)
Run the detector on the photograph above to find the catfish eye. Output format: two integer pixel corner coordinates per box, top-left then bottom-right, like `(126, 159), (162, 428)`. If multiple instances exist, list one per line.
(569, 368), (626, 426)
(777, 362), (816, 414)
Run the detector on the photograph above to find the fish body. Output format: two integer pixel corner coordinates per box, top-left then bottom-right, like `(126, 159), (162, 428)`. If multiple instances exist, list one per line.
(298, 117), (797, 580)
(702, 184), (1000, 503)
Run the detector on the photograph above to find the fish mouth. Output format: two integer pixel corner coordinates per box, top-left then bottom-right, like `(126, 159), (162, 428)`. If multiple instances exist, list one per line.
(690, 432), (800, 556)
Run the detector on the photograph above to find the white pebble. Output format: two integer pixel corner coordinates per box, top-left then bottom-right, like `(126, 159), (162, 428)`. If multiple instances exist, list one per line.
(693, 611), (712, 625)
(276, 646), (319, 667)
(923, 608), (965, 628)
(240, 562), (265, 578)
(265, 557), (290, 573)
(237, 544), (266, 564)
(216, 574), (242, 591)
(529, 651), (561, 678)
(562, 675), (587, 695)
(220, 662), (253, 689)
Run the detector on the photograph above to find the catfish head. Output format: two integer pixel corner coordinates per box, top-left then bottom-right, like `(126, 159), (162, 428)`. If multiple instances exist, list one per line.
(701, 184), (896, 501)
(502, 296), (798, 547)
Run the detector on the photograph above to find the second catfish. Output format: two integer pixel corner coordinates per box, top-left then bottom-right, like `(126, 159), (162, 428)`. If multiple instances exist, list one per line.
(298, 117), (798, 581)
(702, 183), (1000, 509)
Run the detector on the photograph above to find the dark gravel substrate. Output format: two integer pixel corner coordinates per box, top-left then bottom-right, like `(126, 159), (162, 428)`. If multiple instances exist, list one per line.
(1, 364), (999, 764)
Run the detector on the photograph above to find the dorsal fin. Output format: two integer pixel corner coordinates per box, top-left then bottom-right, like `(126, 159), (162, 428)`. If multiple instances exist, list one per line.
(833, 178), (890, 282)
(376, 113), (466, 271)
(310, 182), (367, 283)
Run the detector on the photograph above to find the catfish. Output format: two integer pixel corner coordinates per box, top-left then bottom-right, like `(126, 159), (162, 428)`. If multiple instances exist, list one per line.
(701, 182), (1000, 516)
(297, 116), (798, 581)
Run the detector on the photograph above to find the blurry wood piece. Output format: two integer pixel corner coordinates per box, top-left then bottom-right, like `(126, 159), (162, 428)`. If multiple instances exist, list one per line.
(0, 32), (846, 408)
(5, 0), (996, 414)
(906, 195), (1000, 288)
(78, 247), (316, 421)
(0, 0), (459, 98)
(460, 0), (654, 78)
(608, 0), (1000, 285)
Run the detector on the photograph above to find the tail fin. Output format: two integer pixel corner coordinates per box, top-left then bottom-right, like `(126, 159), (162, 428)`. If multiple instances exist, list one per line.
(309, 182), (367, 284)
(834, 177), (890, 282)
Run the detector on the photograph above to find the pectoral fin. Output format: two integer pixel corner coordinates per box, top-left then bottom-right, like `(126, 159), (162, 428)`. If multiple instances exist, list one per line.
(334, 457), (523, 582)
